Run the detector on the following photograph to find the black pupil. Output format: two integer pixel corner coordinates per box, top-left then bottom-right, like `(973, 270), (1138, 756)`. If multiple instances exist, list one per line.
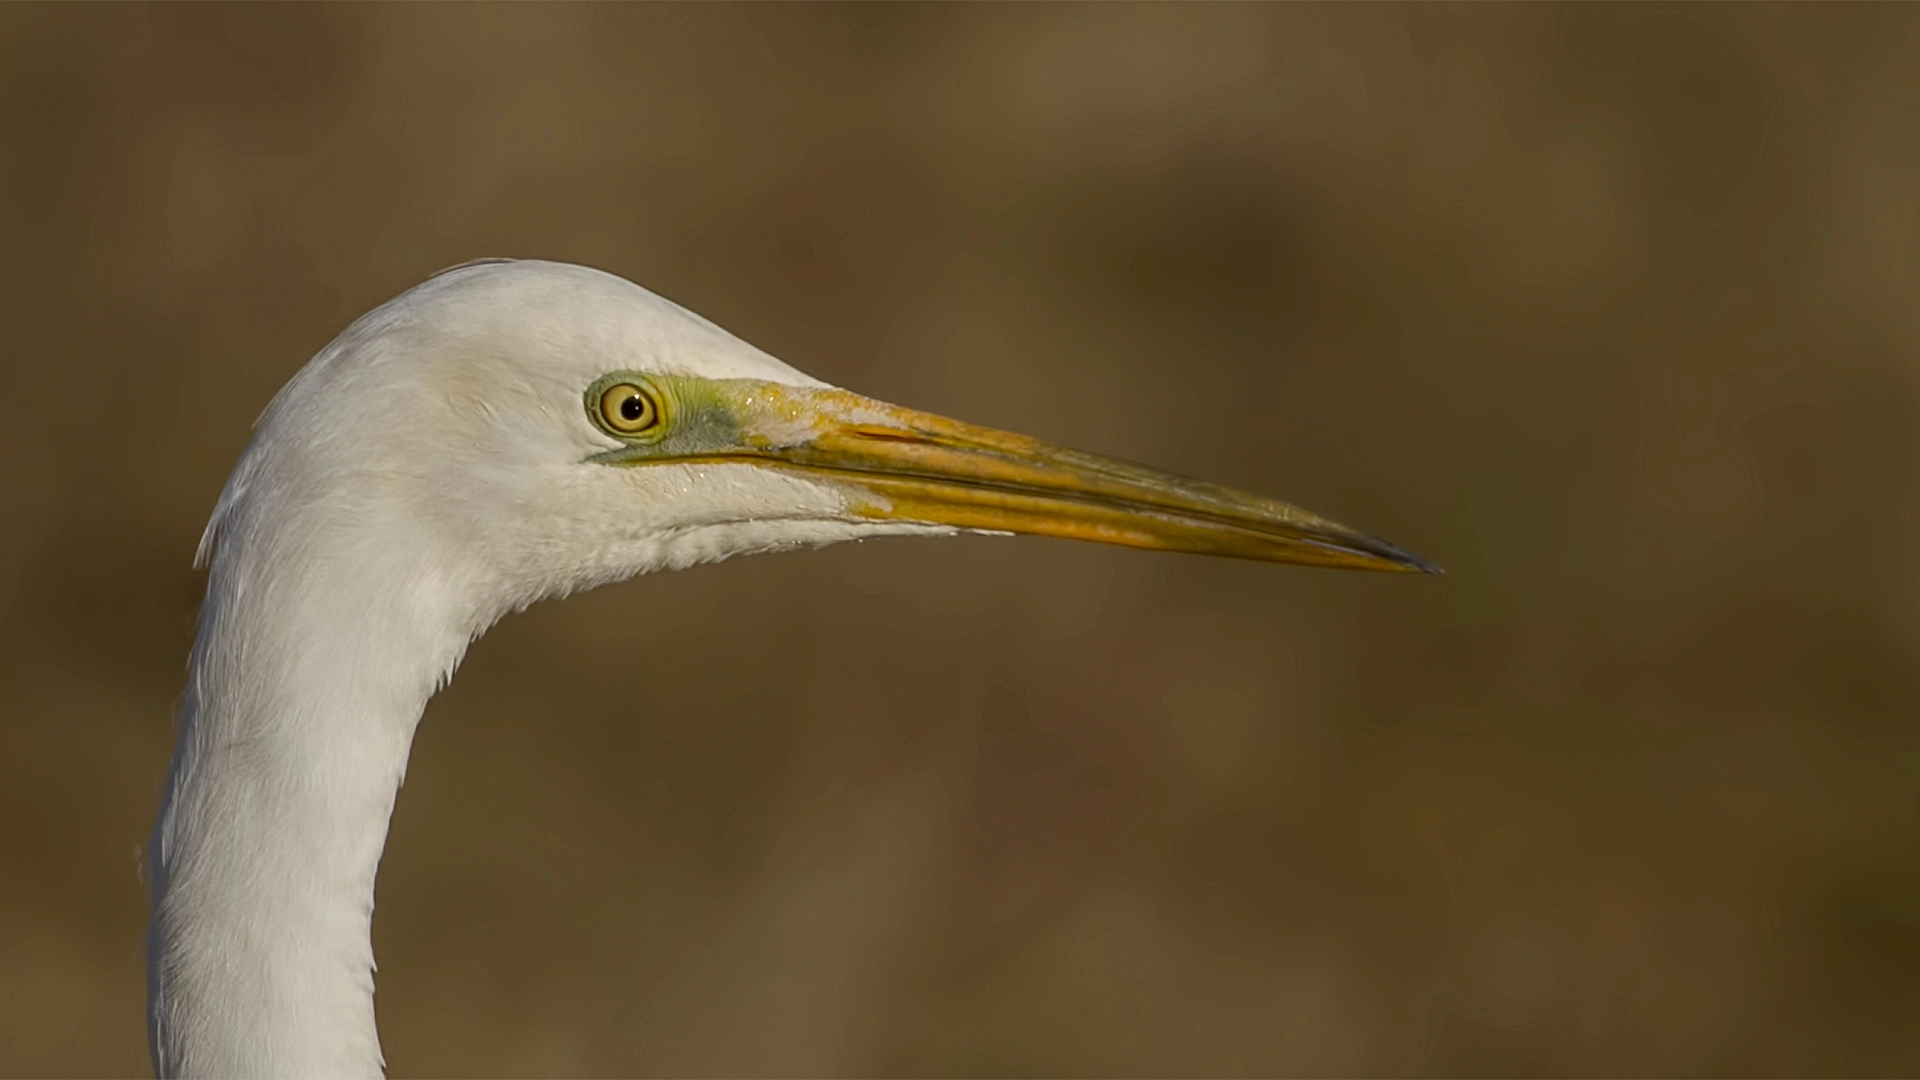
(619, 394), (647, 423)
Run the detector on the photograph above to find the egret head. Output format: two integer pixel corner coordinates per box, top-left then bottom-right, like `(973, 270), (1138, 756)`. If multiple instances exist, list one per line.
(156, 257), (1439, 1080)
(208, 259), (1433, 636)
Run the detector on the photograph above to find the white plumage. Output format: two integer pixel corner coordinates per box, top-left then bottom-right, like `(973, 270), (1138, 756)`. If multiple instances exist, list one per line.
(146, 259), (1432, 1078)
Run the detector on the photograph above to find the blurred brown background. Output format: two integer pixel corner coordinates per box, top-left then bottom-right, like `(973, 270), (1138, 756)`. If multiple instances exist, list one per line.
(3, 3), (1918, 1076)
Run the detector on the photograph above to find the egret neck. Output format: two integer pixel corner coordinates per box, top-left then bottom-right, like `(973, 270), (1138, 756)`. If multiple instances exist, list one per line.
(149, 473), (482, 1078)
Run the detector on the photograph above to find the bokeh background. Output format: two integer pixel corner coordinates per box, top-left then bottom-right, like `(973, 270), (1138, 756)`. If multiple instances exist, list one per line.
(4, 4), (1919, 1076)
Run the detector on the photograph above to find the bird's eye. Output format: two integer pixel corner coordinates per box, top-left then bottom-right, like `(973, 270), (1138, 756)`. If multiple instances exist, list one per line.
(597, 383), (659, 435)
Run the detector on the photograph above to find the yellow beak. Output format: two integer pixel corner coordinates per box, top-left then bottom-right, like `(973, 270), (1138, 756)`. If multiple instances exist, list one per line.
(596, 377), (1439, 574)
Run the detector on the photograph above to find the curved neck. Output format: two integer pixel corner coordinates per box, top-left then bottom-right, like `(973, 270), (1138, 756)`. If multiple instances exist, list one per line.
(148, 522), (473, 1078)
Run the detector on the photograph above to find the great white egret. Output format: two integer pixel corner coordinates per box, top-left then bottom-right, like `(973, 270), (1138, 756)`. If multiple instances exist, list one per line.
(145, 258), (1435, 1078)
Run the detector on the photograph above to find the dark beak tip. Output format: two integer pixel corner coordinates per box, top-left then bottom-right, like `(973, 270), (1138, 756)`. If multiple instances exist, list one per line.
(1358, 535), (1442, 575)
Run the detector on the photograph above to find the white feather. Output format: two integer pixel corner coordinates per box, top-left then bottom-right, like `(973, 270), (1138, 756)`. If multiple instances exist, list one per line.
(148, 261), (946, 1078)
